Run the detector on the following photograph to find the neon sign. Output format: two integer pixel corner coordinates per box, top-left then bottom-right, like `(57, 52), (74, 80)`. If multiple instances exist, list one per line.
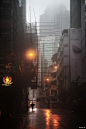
(2, 76), (13, 86)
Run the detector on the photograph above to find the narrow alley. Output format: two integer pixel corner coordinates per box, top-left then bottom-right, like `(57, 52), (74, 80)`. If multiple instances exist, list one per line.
(0, 0), (86, 129)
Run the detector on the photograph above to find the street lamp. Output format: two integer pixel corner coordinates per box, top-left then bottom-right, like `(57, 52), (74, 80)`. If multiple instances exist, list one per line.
(54, 66), (57, 69)
(29, 53), (33, 56)
(25, 49), (36, 60)
(46, 78), (49, 81)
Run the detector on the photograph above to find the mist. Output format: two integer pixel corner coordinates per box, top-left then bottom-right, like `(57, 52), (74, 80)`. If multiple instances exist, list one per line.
(26, 0), (70, 23)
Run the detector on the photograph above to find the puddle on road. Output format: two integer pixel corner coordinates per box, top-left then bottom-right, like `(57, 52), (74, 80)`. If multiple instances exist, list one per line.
(44, 109), (60, 129)
(25, 109), (61, 129)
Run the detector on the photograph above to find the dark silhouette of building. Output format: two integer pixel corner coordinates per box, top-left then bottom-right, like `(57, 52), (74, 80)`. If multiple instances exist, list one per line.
(0, 0), (26, 117)
(70, 0), (86, 78)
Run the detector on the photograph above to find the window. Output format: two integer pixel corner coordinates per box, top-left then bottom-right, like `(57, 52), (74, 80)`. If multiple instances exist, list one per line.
(51, 90), (53, 95)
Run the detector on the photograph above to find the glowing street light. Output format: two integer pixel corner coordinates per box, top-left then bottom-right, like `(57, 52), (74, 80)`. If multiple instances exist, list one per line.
(54, 66), (57, 69)
(46, 78), (49, 81)
(25, 49), (36, 60)
(29, 53), (33, 56)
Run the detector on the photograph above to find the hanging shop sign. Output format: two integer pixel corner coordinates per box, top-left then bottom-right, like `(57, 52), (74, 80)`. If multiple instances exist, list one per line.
(2, 76), (13, 86)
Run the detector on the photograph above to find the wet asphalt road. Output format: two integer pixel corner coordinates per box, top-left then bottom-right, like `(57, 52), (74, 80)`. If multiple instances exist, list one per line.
(23, 108), (86, 129)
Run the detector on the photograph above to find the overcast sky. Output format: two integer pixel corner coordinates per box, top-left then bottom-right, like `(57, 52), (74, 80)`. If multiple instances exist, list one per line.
(26, 0), (70, 23)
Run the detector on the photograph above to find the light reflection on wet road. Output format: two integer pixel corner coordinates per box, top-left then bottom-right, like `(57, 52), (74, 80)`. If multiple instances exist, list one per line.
(45, 109), (60, 128)
(24, 108), (86, 129)
(24, 108), (64, 129)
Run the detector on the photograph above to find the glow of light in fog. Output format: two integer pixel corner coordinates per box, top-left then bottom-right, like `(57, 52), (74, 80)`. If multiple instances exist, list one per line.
(55, 66), (57, 69)
(25, 49), (36, 60)
(46, 78), (49, 81)
(29, 53), (33, 56)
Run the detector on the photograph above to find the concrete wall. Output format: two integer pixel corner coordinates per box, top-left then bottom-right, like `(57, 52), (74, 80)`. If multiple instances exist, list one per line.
(69, 28), (82, 81)
(81, 0), (86, 78)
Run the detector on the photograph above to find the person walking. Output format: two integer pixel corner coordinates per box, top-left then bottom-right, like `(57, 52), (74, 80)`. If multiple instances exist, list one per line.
(31, 103), (35, 111)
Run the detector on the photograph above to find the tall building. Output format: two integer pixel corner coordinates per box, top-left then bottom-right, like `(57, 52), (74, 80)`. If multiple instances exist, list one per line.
(70, 0), (81, 28)
(0, 0), (13, 61)
(57, 30), (69, 95)
(57, 28), (82, 108)
(19, 0), (26, 31)
(23, 22), (39, 108)
(39, 36), (55, 89)
(40, 4), (70, 53)
(81, 0), (86, 78)
(39, 3), (70, 54)
(69, 28), (82, 82)
(39, 4), (70, 90)
(40, 4), (70, 37)
(69, 0), (86, 113)
(70, 0), (86, 78)
(0, 0), (26, 117)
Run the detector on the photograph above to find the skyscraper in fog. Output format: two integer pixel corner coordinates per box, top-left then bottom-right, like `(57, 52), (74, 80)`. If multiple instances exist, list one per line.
(39, 4), (70, 90)
(40, 4), (70, 37)
(40, 4), (70, 54)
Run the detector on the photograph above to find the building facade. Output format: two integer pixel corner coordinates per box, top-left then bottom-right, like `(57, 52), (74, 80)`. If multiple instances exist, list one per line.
(57, 30), (69, 97)
(70, 0), (86, 78)
(39, 36), (55, 90)
(69, 28), (82, 82)
(39, 4), (70, 96)
(40, 4), (70, 37)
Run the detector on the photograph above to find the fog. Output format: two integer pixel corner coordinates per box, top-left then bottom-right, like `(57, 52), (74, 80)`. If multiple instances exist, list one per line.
(26, 0), (70, 23)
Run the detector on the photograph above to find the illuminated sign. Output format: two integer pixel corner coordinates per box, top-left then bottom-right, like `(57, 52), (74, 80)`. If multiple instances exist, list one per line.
(2, 76), (13, 86)
(5, 63), (12, 69)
